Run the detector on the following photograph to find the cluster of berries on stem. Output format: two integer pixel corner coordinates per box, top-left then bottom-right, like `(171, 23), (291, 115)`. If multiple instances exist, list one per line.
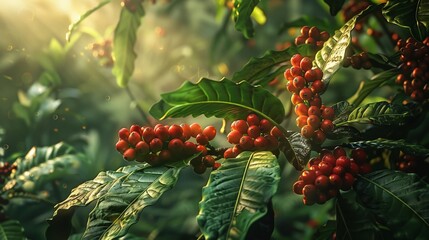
(293, 147), (371, 205)
(396, 151), (429, 177)
(342, 52), (372, 69)
(224, 113), (284, 158)
(396, 37), (429, 102)
(284, 54), (335, 143)
(115, 123), (220, 174)
(0, 162), (16, 184)
(90, 40), (114, 68)
(294, 26), (330, 50)
(342, 0), (371, 33)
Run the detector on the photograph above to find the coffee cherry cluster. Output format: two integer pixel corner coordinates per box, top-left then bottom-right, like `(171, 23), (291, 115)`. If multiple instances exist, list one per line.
(0, 162), (16, 184)
(284, 54), (335, 143)
(342, 0), (371, 32)
(342, 52), (372, 69)
(396, 152), (429, 177)
(293, 147), (371, 205)
(295, 26), (330, 50)
(90, 40), (114, 68)
(115, 123), (220, 174)
(224, 113), (284, 158)
(395, 37), (429, 102)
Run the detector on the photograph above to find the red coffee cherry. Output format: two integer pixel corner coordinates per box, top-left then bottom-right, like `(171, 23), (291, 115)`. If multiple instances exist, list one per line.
(168, 124), (183, 139)
(239, 135), (254, 150)
(227, 130), (242, 144)
(293, 180), (305, 195)
(190, 123), (202, 137)
(295, 103), (309, 116)
(232, 120), (248, 134)
(183, 141), (197, 155)
(247, 125), (261, 138)
(303, 184), (318, 202)
(291, 93), (304, 105)
(301, 125), (315, 138)
(296, 116), (308, 128)
(158, 149), (172, 163)
(168, 138), (184, 154)
(115, 140), (129, 153)
(315, 175), (329, 189)
(224, 148), (235, 158)
(320, 119), (334, 133)
(308, 106), (321, 116)
(196, 133), (209, 146)
(128, 132), (141, 146)
(143, 127), (156, 143)
(149, 138), (163, 153)
(309, 27), (320, 39)
(130, 124), (142, 134)
(291, 54), (303, 67)
(270, 126), (284, 138)
(333, 146), (346, 158)
(307, 115), (321, 129)
(193, 163), (207, 174)
(301, 26), (310, 36)
(203, 126), (217, 141)
(300, 57), (313, 72)
(351, 148), (367, 164)
(301, 170), (317, 184)
(246, 113), (260, 126)
(318, 161), (333, 175)
(311, 80), (324, 93)
(349, 161), (360, 175)
(299, 87), (313, 100)
(322, 153), (336, 166)
(155, 126), (169, 141)
(329, 174), (342, 188)
(135, 141), (149, 155)
(123, 148), (136, 161)
(322, 107), (335, 120)
(254, 136), (268, 150)
(332, 166), (345, 176)
(118, 128), (130, 140)
(336, 156), (351, 169)
(293, 76), (307, 90)
(203, 155), (215, 167)
(341, 173), (355, 191)
(312, 130), (326, 144)
(304, 69), (317, 82)
(180, 124), (192, 140)
(196, 145), (208, 156)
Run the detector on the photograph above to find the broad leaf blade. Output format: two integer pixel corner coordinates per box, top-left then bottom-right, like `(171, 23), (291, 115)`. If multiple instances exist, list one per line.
(323, 0), (346, 16)
(83, 163), (186, 240)
(355, 170), (429, 239)
(344, 138), (429, 157)
(4, 142), (84, 192)
(0, 220), (25, 240)
(232, 45), (314, 84)
(112, 3), (144, 87)
(149, 78), (285, 124)
(233, 0), (261, 38)
(197, 151), (280, 240)
(280, 132), (311, 170)
(66, 0), (112, 41)
(338, 101), (410, 126)
(419, 0), (429, 33)
(332, 101), (352, 124)
(348, 68), (398, 108)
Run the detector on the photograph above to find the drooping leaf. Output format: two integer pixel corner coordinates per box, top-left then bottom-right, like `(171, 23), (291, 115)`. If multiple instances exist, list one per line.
(383, 0), (428, 40)
(332, 101), (352, 124)
(112, 2), (145, 87)
(323, 0), (346, 16)
(326, 126), (360, 140)
(0, 220), (25, 240)
(232, 45), (314, 85)
(149, 78), (285, 124)
(83, 163), (186, 240)
(336, 191), (387, 240)
(314, 5), (378, 84)
(233, 0), (261, 38)
(66, 0), (112, 42)
(348, 68), (398, 108)
(4, 142), (85, 193)
(46, 164), (145, 240)
(337, 101), (410, 127)
(278, 16), (334, 35)
(355, 170), (429, 240)
(344, 138), (429, 157)
(197, 151), (280, 240)
(280, 132), (311, 170)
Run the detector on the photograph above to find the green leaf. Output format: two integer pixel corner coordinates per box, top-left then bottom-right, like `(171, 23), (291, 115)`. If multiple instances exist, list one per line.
(280, 132), (311, 170)
(355, 170), (429, 240)
(232, 45), (314, 85)
(383, 0), (428, 40)
(66, 0), (112, 42)
(83, 163), (186, 240)
(0, 220), (25, 240)
(337, 101), (410, 127)
(4, 142), (85, 193)
(327, 126), (360, 140)
(149, 78), (285, 124)
(46, 164), (145, 240)
(348, 68), (398, 108)
(344, 138), (429, 156)
(197, 151), (280, 240)
(233, 0), (261, 38)
(112, 3), (145, 87)
(314, 5), (376, 84)
(323, 0), (346, 16)
(332, 101), (352, 124)
(336, 191), (387, 240)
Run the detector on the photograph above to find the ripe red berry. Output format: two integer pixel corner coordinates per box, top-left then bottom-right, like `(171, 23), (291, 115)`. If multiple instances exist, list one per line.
(232, 120), (248, 134)
(295, 103), (309, 116)
(284, 69), (293, 80)
(296, 116), (308, 128)
(309, 95), (322, 108)
(309, 27), (320, 39)
(190, 123), (202, 137)
(305, 37), (316, 45)
(311, 80), (324, 93)
(259, 119), (273, 133)
(301, 26), (310, 36)
(270, 126), (284, 138)
(349, 161), (360, 175)
(168, 124), (183, 139)
(158, 149), (172, 163)
(130, 124), (142, 135)
(320, 31), (330, 41)
(232, 145), (242, 156)
(247, 125), (261, 138)
(142, 127), (156, 143)
(180, 124), (192, 140)
(286, 80), (298, 93)
(307, 115), (321, 129)
(308, 106), (321, 116)
(336, 156), (351, 169)
(149, 138), (163, 153)
(341, 173), (355, 191)
(318, 162), (333, 175)
(329, 174), (342, 188)
(155, 126), (169, 141)
(168, 138), (184, 154)
(301, 170), (317, 184)
(320, 119), (334, 133)
(118, 128), (130, 140)
(304, 69), (317, 82)
(291, 94), (303, 106)
(203, 126), (217, 141)
(254, 136), (268, 150)
(303, 184), (318, 202)
(115, 140), (129, 153)
(224, 148), (235, 158)
(308, 157), (321, 167)
(128, 132), (141, 146)
(317, 192), (328, 204)
(301, 125), (315, 138)
(351, 148), (367, 164)
(299, 87), (313, 100)
(293, 76), (306, 90)
(196, 145), (208, 156)
(193, 163), (207, 174)
(291, 66), (303, 77)
(145, 154), (159, 166)
(291, 54), (303, 67)
(315, 175), (329, 189)
(239, 135), (254, 150)
(313, 68), (323, 80)
(227, 130), (242, 144)
(332, 165), (345, 176)
(293, 180), (305, 195)
(183, 141), (197, 155)
(322, 153), (336, 166)
(213, 162), (221, 170)
(196, 133), (209, 146)
(312, 130), (326, 144)
(333, 146), (346, 158)
(123, 148), (136, 161)
(300, 57), (313, 72)
(203, 155), (215, 167)
(322, 107), (335, 120)
(246, 113), (260, 126)
(135, 141), (149, 155)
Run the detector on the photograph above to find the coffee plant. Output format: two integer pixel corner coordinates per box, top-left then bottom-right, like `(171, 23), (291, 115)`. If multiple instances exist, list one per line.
(1, 0), (429, 239)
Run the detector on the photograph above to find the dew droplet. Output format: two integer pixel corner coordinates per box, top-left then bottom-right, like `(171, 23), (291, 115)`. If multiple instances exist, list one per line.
(82, 125), (87, 130)
(105, 96), (111, 101)
(53, 128), (59, 132)
(64, 107), (70, 112)
(3, 144), (9, 150)
(52, 114), (59, 120)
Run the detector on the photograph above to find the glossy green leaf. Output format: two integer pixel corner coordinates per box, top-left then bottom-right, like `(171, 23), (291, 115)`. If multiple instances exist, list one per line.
(323, 0), (346, 16)
(348, 68), (398, 108)
(0, 220), (25, 240)
(66, 0), (112, 42)
(355, 170), (429, 240)
(336, 191), (386, 240)
(197, 151), (280, 240)
(4, 142), (85, 193)
(327, 126), (360, 140)
(83, 163), (186, 240)
(337, 101), (410, 126)
(149, 78), (285, 124)
(232, 45), (314, 85)
(233, 0), (261, 38)
(314, 6), (372, 84)
(344, 138), (429, 157)
(112, 3), (144, 87)
(280, 132), (311, 170)
(383, 0), (428, 40)
(332, 101), (352, 124)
